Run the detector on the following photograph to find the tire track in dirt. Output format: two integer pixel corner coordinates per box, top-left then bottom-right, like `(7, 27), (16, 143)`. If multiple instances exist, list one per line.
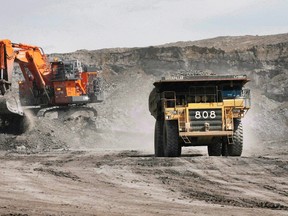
(0, 151), (288, 215)
(129, 154), (288, 211)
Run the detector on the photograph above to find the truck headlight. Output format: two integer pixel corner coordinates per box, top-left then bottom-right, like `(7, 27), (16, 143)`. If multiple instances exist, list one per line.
(165, 110), (178, 120)
(165, 110), (177, 115)
(226, 122), (233, 130)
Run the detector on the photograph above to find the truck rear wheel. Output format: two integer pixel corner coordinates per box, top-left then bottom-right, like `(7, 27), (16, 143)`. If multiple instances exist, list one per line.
(207, 137), (222, 156)
(163, 120), (181, 157)
(154, 119), (164, 157)
(228, 119), (243, 156)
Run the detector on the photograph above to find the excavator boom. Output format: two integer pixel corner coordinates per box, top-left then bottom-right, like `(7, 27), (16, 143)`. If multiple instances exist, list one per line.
(0, 40), (14, 94)
(0, 40), (24, 117)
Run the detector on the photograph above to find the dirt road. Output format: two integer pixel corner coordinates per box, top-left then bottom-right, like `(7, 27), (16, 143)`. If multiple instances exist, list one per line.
(0, 149), (287, 216)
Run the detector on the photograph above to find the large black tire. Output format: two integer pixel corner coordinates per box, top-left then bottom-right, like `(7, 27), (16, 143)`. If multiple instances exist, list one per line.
(207, 137), (222, 156)
(228, 119), (243, 156)
(221, 141), (228, 156)
(154, 119), (164, 157)
(0, 115), (27, 135)
(163, 120), (181, 157)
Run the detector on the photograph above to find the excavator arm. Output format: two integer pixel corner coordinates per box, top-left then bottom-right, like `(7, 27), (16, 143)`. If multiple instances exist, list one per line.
(13, 42), (52, 89)
(14, 42), (53, 105)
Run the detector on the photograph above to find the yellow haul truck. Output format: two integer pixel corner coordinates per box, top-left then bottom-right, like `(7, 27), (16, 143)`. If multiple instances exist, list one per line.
(149, 74), (251, 157)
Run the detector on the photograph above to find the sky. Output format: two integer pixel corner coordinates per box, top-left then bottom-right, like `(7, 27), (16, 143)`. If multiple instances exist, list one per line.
(1, 0), (287, 53)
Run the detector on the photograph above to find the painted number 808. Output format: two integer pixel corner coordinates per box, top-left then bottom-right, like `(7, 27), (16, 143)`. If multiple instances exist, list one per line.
(195, 111), (216, 119)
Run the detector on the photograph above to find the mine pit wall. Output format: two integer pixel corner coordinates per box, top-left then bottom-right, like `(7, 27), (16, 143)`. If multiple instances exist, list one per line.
(50, 41), (288, 101)
(48, 39), (288, 146)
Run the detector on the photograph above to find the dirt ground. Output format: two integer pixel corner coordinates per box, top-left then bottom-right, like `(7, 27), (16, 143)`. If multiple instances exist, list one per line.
(0, 145), (287, 216)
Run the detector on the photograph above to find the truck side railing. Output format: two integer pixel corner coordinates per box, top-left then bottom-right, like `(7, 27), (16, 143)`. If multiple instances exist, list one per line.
(242, 89), (251, 108)
(162, 91), (176, 108)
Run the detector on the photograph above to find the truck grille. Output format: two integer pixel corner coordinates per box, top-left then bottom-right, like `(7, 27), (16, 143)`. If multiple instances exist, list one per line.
(189, 109), (222, 131)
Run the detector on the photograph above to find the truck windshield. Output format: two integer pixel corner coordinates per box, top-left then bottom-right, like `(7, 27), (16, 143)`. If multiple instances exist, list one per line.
(222, 86), (241, 99)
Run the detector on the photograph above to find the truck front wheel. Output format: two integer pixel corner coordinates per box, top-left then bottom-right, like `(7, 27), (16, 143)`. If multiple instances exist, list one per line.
(163, 120), (181, 157)
(154, 119), (164, 157)
(228, 119), (243, 156)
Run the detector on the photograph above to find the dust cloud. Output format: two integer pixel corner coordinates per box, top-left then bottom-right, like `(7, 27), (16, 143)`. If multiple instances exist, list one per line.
(60, 70), (156, 153)
(242, 109), (263, 156)
(23, 108), (36, 131)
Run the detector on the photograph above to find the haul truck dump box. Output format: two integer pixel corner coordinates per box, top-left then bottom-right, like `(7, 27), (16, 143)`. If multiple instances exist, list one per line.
(149, 74), (251, 157)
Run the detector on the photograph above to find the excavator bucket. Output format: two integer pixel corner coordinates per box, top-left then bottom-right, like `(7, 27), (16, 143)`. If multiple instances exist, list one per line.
(0, 92), (24, 116)
(0, 92), (26, 134)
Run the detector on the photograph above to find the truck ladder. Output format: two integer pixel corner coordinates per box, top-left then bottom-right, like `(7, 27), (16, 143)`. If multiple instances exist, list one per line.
(227, 134), (234, 144)
(181, 136), (191, 144)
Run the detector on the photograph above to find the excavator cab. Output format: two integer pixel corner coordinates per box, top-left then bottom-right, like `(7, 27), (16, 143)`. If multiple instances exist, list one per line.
(51, 60), (82, 81)
(50, 59), (103, 105)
